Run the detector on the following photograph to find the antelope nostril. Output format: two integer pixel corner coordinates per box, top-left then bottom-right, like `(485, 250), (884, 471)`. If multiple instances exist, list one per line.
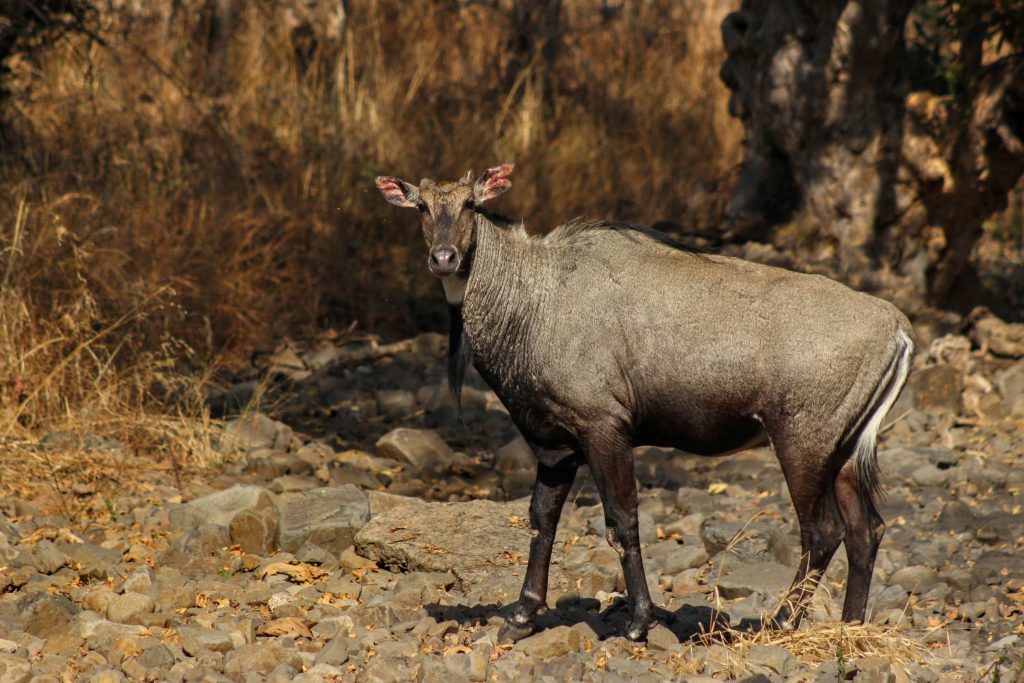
(431, 247), (456, 266)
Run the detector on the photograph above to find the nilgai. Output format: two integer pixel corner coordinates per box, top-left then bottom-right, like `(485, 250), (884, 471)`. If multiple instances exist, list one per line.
(375, 165), (914, 642)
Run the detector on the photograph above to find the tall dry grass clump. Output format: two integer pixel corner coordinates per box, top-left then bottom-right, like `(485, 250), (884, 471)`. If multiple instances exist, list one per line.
(0, 0), (741, 493)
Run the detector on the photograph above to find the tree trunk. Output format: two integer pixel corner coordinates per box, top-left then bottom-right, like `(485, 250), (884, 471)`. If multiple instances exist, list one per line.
(719, 0), (1024, 315)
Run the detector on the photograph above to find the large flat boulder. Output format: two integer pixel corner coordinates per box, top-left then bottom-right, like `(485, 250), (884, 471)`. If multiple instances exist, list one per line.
(277, 485), (370, 554)
(355, 499), (571, 597)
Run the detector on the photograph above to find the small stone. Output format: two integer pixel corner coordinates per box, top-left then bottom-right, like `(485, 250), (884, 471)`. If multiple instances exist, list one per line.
(660, 545), (709, 575)
(62, 543), (121, 580)
(911, 464), (949, 487)
(375, 428), (454, 470)
(377, 389), (417, 418)
(444, 649), (489, 681)
(937, 500), (973, 529)
(121, 567), (153, 594)
(31, 540), (66, 575)
(746, 644), (796, 675)
(313, 634), (350, 663)
(888, 566), (938, 594)
(178, 523), (231, 557)
(169, 484), (275, 531)
(494, 437), (535, 472)
(367, 491), (426, 516)
(277, 486), (370, 554)
(518, 625), (581, 659)
(20, 593), (80, 638)
(223, 643), (298, 676)
(909, 365), (962, 413)
(645, 623), (678, 651)
(339, 546), (377, 571)
(996, 360), (1024, 409)
(135, 643), (174, 672)
(106, 593), (154, 624)
(230, 504), (280, 555)
(220, 413), (293, 452)
(716, 562), (792, 600)
(178, 626), (235, 655)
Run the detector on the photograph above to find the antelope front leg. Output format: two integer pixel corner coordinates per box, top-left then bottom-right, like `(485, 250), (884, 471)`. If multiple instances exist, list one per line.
(498, 461), (577, 643)
(583, 429), (653, 641)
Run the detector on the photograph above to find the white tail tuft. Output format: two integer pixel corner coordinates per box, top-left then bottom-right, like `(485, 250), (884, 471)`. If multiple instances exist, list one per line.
(852, 328), (914, 507)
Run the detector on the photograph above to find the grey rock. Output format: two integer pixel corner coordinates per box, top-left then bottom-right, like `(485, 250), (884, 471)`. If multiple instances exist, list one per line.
(0, 656), (32, 683)
(223, 643), (294, 676)
(0, 512), (18, 542)
(494, 437), (535, 472)
(169, 484), (274, 531)
(675, 486), (719, 515)
(229, 502), (280, 555)
(375, 428), (454, 470)
(645, 623), (679, 651)
(377, 389), (417, 418)
(314, 636), (351, 666)
(996, 360), (1024, 409)
(31, 540), (65, 574)
(121, 567), (153, 594)
(701, 517), (794, 565)
(716, 561), (793, 600)
(86, 671), (126, 683)
(277, 485), (370, 554)
(937, 500), (974, 529)
(911, 464), (950, 487)
(518, 625), (581, 659)
(746, 644), (797, 675)
(367, 491), (427, 516)
(106, 593), (154, 624)
(19, 593), (79, 638)
(984, 634), (1021, 652)
(445, 650), (489, 681)
(909, 365), (962, 413)
(178, 627), (235, 655)
(179, 523), (231, 556)
(135, 643), (174, 672)
(355, 499), (570, 593)
(220, 413), (293, 452)
(872, 584), (909, 612)
(295, 540), (335, 566)
(62, 542), (122, 580)
(660, 544), (709, 575)
(888, 566), (938, 594)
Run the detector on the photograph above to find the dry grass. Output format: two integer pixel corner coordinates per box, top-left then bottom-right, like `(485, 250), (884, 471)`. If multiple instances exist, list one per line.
(665, 511), (931, 677)
(0, 1), (741, 506)
(672, 621), (930, 677)
(0, 1), (742, 522)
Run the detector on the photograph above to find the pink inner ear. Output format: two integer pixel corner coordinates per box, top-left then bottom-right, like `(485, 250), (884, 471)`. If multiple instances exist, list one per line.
(376, 177), (414, 206)
(478, 164), (514, 200)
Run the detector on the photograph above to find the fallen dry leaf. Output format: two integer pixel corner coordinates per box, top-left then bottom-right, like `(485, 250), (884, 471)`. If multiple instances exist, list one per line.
(707, 482), (728, 495)
(260, 562), (327, 583)
(258, 616), (313, 639)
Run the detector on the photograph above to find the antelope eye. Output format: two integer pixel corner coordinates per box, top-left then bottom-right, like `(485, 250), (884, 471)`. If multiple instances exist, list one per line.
(417, 201), (428, 213)
(464, 199), (476, 210)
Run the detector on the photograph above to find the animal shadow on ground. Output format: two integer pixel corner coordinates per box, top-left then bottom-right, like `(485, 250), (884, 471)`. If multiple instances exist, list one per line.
(425, 600), (734, 644)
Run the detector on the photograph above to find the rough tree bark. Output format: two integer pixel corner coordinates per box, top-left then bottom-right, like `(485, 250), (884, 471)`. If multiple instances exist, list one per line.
(719, 0), (1024, 314)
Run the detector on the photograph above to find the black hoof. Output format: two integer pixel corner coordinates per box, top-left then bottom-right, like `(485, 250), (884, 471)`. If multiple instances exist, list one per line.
(497, 619), (535, 644)
(625, 621), (649, 642)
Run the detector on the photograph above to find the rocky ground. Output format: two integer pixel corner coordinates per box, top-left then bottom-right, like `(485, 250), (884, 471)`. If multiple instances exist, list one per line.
(1, 329), (1023, 682)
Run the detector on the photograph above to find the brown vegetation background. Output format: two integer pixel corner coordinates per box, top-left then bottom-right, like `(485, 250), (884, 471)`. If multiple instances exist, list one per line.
(0, 1), (739, 453)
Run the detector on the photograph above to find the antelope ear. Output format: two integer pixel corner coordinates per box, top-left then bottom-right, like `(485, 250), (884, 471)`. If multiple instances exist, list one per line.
(474, 163), (514, 203)
(375, 176), (419, 208)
